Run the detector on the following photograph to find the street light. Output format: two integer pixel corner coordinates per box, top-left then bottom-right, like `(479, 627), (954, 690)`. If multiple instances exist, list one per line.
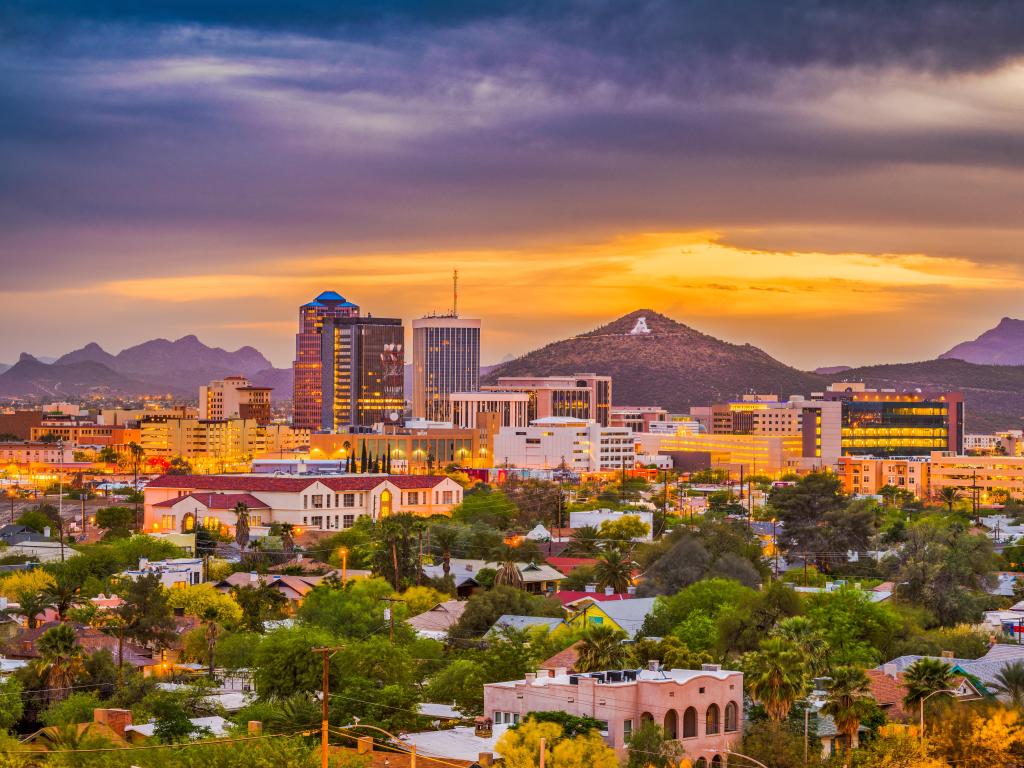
(338, 547), (349, 583)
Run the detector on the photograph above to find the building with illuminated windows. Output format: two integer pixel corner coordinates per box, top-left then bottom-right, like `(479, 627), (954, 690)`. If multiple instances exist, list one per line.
(493, 417), (634, 474)
(449, 391), (531, 429)
(137, 417), (309, 471)
(635, 430), (805, 475)
(819, 383), (963, 457)
(292, 291), (361, 430)
(838, 456), (931, 498)
(929, 452), (1024, 501)
(482, 374), (612, 427)
(412, 316), (481, 421)
(199, 376), (272, 424)
(319, 315), (405, 431)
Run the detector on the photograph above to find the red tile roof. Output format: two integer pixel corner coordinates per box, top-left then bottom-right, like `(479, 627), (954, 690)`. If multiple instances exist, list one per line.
(540, 641), (582, 672)
(5, 623), (153, 667)
(554, 590), (639, 606)
(865, 669), (910, 721)
(153, 492), (269, 509)
(545, 557), (598, 572)
(147, 474), (451, 493)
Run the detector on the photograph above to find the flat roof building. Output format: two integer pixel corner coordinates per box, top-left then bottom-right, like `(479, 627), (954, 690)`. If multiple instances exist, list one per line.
(412, 316), (481, 422)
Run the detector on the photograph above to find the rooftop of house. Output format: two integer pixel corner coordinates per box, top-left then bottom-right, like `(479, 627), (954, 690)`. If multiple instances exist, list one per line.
(422, 559), (566, 584)
(153, 492), (270, 509)
(488, 664), (740, 689)
(487, 615), (564, 635)
(146, 474), (452, 493)
(554, 589), (639, 606)
(864, 668), (910, 722)
(398, 724), (507, 763)
(126, 715), (231, 740)
(878, 643), (1024, 687)
(569, 597), (658, 637)
(5, 623), (153, 667)
(408, 600), (468, 635)
(539, 641), (582, 673)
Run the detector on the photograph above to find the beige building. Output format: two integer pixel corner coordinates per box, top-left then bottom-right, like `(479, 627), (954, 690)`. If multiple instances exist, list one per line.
(838, 456), (931, 498)
(449, 391), (531, 429)
(139, 417), (309, 472)
(483, 374), (612, 427)
(199, 377), (272, 423)
(929, 452), (1024, 501)
(636, 430), (804, 476)
(411, 315), (481, 421)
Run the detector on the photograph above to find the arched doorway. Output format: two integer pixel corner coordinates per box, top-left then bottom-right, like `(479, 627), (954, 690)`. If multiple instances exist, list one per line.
(706, 704), (720, 735)
(724, 702), (739, 732)
(682, 707), (697, 738)
(663, 709), (677, 739)
(380, 489), (392, 518)
(695, 758), (707, 768)
(181, 513), (195, 532)
(711, 756), (723, 767)
(640, 712), (654, 724)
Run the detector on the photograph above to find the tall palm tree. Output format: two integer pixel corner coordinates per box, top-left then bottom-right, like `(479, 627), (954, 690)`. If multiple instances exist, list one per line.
(576, 624), (630, 672)
(35, 623), (86, 704)
(990, 660), (1024, 708)
(202, 606), (219, 679)
(936, 487), (962, 513)
(40, 724), (115, 751)
(771, 616), (830, 677)
(593, 547), (634, 594)
(430, 523), (461, 580)
(491, 544), (523, 589)
(745, 637), (807, 721)
(16, 589), (56, 629)
(126, 441), (144, 529)
(568, 525), (601, 556)
(43, 571), (82, 621)
(902, 657), (955, 707)
(822, 665), (873, 755)
(280, 523), (296, 555)
(234, 502), (250, 551)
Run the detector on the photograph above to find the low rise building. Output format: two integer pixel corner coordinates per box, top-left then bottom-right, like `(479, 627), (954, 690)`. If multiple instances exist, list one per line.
(121, 557), (203, 589)
(143, 473), (463, 534)
(493, 417), (635, 474)
(482, 374), (612, 427)
(635, 431), (804, 476)
(483, 664), (743, 759)
(929, 452), (1024, 501)
(610, 406), (669, 433)
(138, 417), (308, 471)
(449, 391), (531, 429)
(199, 376), (272, 424)
(837, 456), (931, 498)
(0, 441), (75, 466)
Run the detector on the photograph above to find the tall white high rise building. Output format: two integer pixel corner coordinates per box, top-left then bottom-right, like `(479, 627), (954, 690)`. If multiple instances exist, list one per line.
(412, 316), (481, 421)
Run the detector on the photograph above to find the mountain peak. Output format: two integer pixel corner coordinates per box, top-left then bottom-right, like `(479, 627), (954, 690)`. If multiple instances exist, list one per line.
(174, 334), (202, 345)
(941, 317), (1024, 365)
(17, 353), (38, 364)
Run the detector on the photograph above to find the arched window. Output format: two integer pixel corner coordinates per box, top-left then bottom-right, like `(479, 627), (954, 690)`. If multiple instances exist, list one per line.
(683, 707), (698, 738)
(695, 759), (707, 768)
(724, 702), (739, 732)
(380, 489), (392, 518)
(181, 513), (195, 532)
(663, 709), (677, 739)
(711, 756), (723, 767)
(640, 712), (654, 723)
(706, 704), (720, 735)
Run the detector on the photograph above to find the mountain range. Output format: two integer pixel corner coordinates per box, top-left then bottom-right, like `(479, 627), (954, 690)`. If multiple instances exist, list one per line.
(0, 336), (291, 401)
(4, 314), (1024, 432)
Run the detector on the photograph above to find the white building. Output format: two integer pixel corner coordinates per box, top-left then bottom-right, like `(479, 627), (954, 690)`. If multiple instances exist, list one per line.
(412, 316), (482, 422)
(493, 417), (635, 474)
(569, 509), (654, 541)
(449, 391), (531, 429)
(143, 473), (464, 534)
(121, 557), (203, 589)
(198, 376), (272, 422)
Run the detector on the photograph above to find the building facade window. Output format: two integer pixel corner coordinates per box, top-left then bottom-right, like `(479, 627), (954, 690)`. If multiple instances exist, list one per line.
(706, 704), (720, 735)
(343, 514), (355, 528)
(683, 707), (697, 738)
(724, 702), (738, 732)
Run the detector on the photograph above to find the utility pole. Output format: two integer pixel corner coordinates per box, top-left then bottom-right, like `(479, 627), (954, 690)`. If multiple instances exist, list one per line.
(57, 439), (65, 562)
(312, 646), (340, 768)
(539, 737), (546, 768)
(81, 493), (87, 538)
(380, 597), (401, 643)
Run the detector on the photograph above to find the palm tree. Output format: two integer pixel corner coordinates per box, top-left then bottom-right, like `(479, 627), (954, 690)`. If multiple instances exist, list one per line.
(16, 589), (56, 629)
(822, 666), (873, 755)
(431, 523), (461, 580)
(903, 657), (954, 707)
(771, 616), (830, 677)
(280, 523), (296, 555)
(202, 606), (219, 678)
(265, 694), (321, 733)
(491, 544), (523, 589)
(936, 487), (962, 513)
(593, 547), (634, 594)
(39, 724), (115, 751)
(43, 571), (82, 621)
(234, 502), (250, 551)
(568, 525), (601, 556)
(35, 623), (86, 704)
(745, 637), (807, 721)
(990, 660), (1024, 707)
(126, 442), (144, 529)
(576, 624), (630, 672)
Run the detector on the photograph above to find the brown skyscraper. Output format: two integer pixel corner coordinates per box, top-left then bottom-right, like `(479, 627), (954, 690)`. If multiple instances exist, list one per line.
(292, 291), (360, 430)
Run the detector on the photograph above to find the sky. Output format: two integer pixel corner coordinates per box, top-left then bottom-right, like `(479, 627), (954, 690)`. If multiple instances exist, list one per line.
(2, 1), (1024, 370)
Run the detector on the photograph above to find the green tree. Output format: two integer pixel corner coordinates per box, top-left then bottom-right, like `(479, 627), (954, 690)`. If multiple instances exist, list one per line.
(328, 636), (425, 732)
(575, 624), (630, 672)
(771, 472), (850, 572)
(15, 588), (56, 630)
(40, 691), (102, 726)
(592, 547), (634, 594)
(451, 488), (518, 528)
(991, 659), (1024, 708)
(252, 625), (335, 699)
(770, 616), (830, 677)
(626, 720), (683, 768)
(214, 631), (260, 674)
(429, 523), (461, 580)
(642, 577), (755, 637)
(167, 457), (192, 475)
(41, 568), (83, 621)
(35, 623), (87, 704)
(0, 676), (24, 732)
(150, 690), (210, 743)
(598, 516), (650, 543)
(93, 506), (135, 537)
(451, 586), (563, 638)
(821, 665), (874, 751)
(902, 657), (954, 707)
(567, 526), (601, 556)
(297, 577), (407, 639)
(492, 543), (525, 589)
(803, 586), (903, 667)
(744, 637), (806, 721)
(937, 487), (963, 512)
(232, 583), (288, 633)
(117, 573), (177, 648)
(234, 502), (250, 551)
(717, 581), (802, 655)
(165, 582), (243, 626)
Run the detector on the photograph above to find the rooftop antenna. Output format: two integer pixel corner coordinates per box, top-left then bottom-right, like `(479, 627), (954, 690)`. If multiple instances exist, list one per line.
(452, 268), (458, 317)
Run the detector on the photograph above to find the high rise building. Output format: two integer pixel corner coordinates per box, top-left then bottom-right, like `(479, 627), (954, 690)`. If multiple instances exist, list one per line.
(320, 316), (405, 431)
(412, 316), (481, 421)
(292, 291), (360, 430)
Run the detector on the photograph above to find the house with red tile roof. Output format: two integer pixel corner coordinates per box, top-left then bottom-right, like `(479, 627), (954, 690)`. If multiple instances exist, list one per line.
(864, 668), (910, 722)
(144, 473), (463, 536)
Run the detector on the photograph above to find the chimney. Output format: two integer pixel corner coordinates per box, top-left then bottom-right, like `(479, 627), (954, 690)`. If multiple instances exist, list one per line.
(648, 660), (660, 672)
(525, 673), (536, 683)
(883, 663), (898, 679)
(941, 650), (954, 659)
(553, 667), (567, 678)
(585, 583), (597, 593)
(626, 585), (636, 595)
(357, 736), (373, 754)
(248, 721), (263, 736)
(249, 571), (259, 583)
(701, 663), (722, 672)
(478, 753), (494, 767)
(604, 586), (614, 596)
(43, 526), (50, 539)
(93, 708), (132, 739)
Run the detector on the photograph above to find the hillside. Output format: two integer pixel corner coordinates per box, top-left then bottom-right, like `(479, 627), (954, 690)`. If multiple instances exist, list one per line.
(941, 317), (1024, 365)
(831, 358), (1024, 433)
(482, 309), (822, 410)
(0, 354), (155, 399)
